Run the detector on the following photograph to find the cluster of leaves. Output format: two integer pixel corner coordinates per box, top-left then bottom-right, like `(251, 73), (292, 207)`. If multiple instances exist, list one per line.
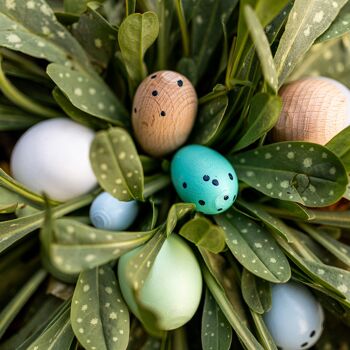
(1, 0), (350, 349)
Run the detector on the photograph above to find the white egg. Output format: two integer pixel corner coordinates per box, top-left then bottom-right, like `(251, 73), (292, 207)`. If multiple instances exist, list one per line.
(11, 118), (97, 201)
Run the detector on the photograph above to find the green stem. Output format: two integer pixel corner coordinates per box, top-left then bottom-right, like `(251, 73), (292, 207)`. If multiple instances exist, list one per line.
(175, 0), (190, 57)
(157, 1), (167, 70)
(143, 175), (171, 198)
(0, 56), (61, 118)
(198, 89), (228, 105)
(0, 269), (47, 338)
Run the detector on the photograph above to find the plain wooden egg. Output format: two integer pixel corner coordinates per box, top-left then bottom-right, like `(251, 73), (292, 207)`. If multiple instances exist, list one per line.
(272, 77), (350, 145)
(132, 70), (198, 157)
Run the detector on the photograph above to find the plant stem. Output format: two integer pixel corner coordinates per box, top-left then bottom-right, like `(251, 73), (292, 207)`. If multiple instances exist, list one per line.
(175, 0), (190, 57)
(198, 89), (228, 105)
(143, 175), (171, 199)
(0, 56), (61, 118)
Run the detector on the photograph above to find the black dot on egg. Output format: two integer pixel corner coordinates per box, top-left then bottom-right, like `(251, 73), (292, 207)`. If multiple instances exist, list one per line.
(152, 90), (158, 96)
(309, 330), (316, 338)
(217, 208), (223, 211)
(228, 173), (233, 180)
(177, 80), (183, 87)
(224, 195), (229, 200)
(212, 179), (219, 186)
(203, 175), (210, 181)
(151, 74), (157, 79)
(301, 342), (308, 348)
(134, 107), (137, 113)
(160, 111), (166, 117)
(199, 200), (205, 206)
(182, 182), (187, 189)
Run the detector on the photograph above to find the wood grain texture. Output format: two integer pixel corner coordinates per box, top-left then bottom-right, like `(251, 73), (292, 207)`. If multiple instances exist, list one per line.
(272, 77), (350, 145)
(132, 70), (197, 157)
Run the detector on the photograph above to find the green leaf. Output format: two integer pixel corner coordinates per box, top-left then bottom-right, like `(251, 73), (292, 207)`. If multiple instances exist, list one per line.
(179, 216), (226, 254)
(215, 209), (291, 283)
(0, 0), (92, 73)
(126, 0), (136, 16)
(241, 269), (271, 314)
(232, 93), (282, 152)
(192, 89), (228, 146)
(244, 6), (278, 92)
(166, 202), (195, 236)
(250, 311), (278, 350)
(326, 125), (350, 172)
(201, 288), (232, 350)
(317, 1), (350, 42)
(118, 12), (159, 87)
(0, 104), (43, 130)
(274, 0), (348, 86)
(231, 142), (348, 207)
(50, 218), (155, 273)
(71, 6), (118, 70)
(71, 265), (129, 350)
(191, 0), (238, 80)
(47, 64), (128, 125)
(90, 127), (144, 201)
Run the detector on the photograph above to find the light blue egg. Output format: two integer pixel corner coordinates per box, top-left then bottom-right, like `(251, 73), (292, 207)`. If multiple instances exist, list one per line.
(170, 145), (239, 215)
(263, 281), (324, 350)
(89, 192), (138, 231)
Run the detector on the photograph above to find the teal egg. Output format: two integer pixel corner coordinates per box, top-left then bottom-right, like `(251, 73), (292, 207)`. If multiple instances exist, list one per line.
(170, 145), (238, 214)
(118, 234), (202, 330)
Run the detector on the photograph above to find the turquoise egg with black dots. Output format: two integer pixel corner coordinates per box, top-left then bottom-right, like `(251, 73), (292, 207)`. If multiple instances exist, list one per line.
(170, 145), (239, 214)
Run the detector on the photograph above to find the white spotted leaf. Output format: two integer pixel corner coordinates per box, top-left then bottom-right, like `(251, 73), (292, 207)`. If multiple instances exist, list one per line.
(215, 208), (291, 283)
(118, 12), (159, 87)
(166, 202), (195, 236)
(274, 0), (348, 86)
(71, 265), (129, 350)
(244, 6), (278, 92)
(241, 268), (271, 314)
(201, 288), (232, 350)
(50, 218), (155, 273)
(90, 127), (144, 201)
(232, 93), (282, 152)
(47, 64), (129, 125)
(179, 216), (226, 254)
(230, 142), (348, 207)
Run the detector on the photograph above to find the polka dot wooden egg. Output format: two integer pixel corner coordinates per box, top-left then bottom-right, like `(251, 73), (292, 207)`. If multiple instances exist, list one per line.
(272, 77), (350, 145)
(89, 192), (138, 231)
(132, 70), (198, 157)
(171, 145), (239, 215)
(264, 281), (324, 350)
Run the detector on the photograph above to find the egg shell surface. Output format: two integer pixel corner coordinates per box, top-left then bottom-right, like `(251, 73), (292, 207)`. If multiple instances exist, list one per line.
(263, 281), (324, 350)
(132, 70), (198, 157)
(118, 234), (203, 331)
(10, 118), (97, 201)
(170, 145), (239, 215)
(89, 192), (138, 231)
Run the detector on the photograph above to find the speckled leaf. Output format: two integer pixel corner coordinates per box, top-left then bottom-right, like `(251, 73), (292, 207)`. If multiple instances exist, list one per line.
(231, 142), (348, 207)
(64, 0), (103, 15)
(274, 0), (348, 86)
(90, 127), (144, 201)
(47, 64), (128, 125)
(201, 288), (232, 350)
(232, 93), (282, 152)
(118, 12), (159, 86)
(192, 89), (228, 146)
(0, 0), (93, 73)
(0, 104), (43, 130)
(215, 209), (291, 283)
(191, 0), (238, 80)
(265, 199), (315, 221)
(176, 57), (198, 85)
(317, 1), (350, 42)
(166, 202), (195, 236)
(244, 6), (278, 92)
(326, 125), (350, 172)
(265, 3), (292, 43)
(51, 219), (154, 273)
(179, 216), (226, 254)
(72, 7), (118, 69)
(71, 266), (129, 350)
(27, 307), (74, 350)
(241, 269), (271, 314)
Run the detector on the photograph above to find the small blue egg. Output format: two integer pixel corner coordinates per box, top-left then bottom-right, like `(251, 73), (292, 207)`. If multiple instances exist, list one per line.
(263, 281), (324, 350)
(170, 145), (239, 214)
(89, 192), (139, 231)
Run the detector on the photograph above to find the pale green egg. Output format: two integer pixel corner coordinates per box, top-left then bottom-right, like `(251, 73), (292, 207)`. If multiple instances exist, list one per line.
(118, 234), (203, 330)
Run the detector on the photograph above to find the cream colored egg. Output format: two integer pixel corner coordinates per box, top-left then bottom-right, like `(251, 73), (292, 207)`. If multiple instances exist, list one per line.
(272, 77), (350, 145)
(132, 70), (198, 157)
(11, 118), (97, 201)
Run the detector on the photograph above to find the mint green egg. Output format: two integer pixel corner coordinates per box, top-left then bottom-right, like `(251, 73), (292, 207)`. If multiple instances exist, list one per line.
(171, 145), (239, 214)
(118, 234), (202, 330)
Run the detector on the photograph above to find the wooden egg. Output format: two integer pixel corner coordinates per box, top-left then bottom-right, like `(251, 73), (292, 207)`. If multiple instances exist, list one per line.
(272, 77), (350, 145)
(132, 70), (198, 157)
